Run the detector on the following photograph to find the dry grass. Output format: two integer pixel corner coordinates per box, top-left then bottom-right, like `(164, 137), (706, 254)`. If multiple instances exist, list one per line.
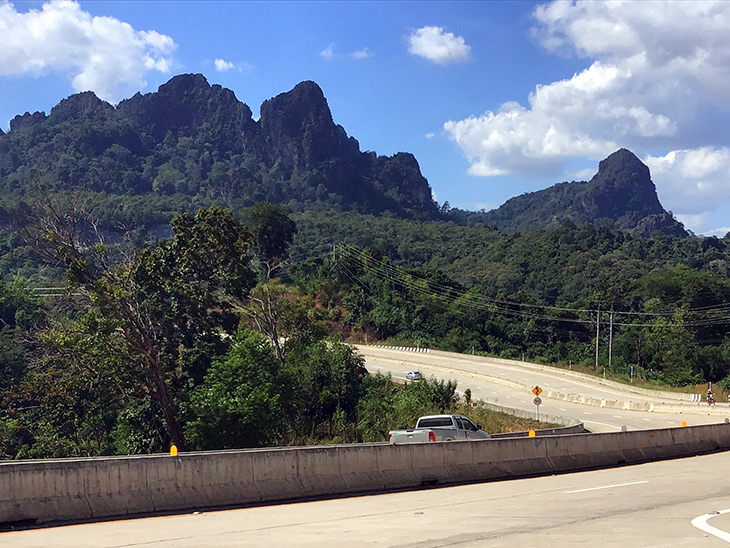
(456, 402), (561, 434)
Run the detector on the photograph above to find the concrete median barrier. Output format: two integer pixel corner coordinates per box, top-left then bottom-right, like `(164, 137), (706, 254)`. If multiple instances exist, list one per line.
(4, 423), (730, 528)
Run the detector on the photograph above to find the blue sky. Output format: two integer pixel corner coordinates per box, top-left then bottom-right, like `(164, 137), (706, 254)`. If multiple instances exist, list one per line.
(2, 1), (730, 236)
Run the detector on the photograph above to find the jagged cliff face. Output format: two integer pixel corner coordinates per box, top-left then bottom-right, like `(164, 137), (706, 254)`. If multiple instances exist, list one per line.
(0, 74), (438, 218)
(480, 149), (687, 237)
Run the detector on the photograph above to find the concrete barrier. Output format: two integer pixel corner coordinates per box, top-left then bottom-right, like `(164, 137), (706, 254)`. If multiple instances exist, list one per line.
(3, 423), (730, 528)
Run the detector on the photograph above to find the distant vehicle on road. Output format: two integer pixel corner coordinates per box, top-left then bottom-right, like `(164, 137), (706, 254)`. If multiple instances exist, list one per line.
(405, 370), (423, 381)
(388, 414), (491, 444)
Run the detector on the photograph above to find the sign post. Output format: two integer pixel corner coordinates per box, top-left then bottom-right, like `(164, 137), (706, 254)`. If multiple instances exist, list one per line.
(531, 386), (543, 421)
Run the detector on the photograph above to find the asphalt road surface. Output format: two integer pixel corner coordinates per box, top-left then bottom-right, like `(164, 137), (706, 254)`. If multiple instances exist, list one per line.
(358, 345), (729, 433)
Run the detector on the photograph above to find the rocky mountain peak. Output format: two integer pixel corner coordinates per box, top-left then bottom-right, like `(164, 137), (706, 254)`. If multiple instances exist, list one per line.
(582, 148), (664, 221)
(0, 74), (438, 218)
(156, 73), (212, 100)
(473, 148), (686, 237)
(48, 91), (113, 124)
(258, 80), (358, 169)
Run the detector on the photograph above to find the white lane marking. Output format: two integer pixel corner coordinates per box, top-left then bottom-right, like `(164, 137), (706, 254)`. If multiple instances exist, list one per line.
(491, 391), (497, 395)
(565, 480), (648, 494)
(613, 415), (623, 418)
(691, 509), (730, 543)
(582, 420), (624, 431)
(505, 396), (511, 399)
(559, 408), (567, 411)
(584, 412), (592, 415)
(667, 421), (675, 424)
(642, 418), (651, 421)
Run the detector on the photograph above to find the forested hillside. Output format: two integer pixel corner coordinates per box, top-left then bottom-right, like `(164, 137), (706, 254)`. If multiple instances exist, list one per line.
(1, 74), (728, 460)
(0, 74), (437, 220)
(447, 149), (687, 237)
(289, 211), (730, 384)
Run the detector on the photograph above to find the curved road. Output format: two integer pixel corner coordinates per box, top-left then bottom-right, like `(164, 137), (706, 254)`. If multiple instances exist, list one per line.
(358, 345), (729, 433)
(4, 345), (730, 546)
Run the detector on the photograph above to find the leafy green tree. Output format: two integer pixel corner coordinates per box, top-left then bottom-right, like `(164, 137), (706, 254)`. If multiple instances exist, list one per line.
(15, 200), (257, 449)
(242, 202), (298, 279)
(286, 339), (366, 439)
(185, 330), (289, 449)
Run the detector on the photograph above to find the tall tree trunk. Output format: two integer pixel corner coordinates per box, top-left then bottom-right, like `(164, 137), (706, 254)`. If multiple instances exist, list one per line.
(147, 355), (186, 451)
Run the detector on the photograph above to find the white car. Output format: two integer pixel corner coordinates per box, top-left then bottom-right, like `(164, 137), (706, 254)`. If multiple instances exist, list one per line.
(406, 370), (423, 381)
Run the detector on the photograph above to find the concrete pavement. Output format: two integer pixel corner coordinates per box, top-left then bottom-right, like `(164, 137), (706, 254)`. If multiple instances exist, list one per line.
(5, 450), (730, 547)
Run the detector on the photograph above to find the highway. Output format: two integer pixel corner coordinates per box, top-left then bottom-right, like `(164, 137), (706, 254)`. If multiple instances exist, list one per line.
(5, 451), (730, 547)
(4, 345), (730, 546)
(358, 345), (730, 433)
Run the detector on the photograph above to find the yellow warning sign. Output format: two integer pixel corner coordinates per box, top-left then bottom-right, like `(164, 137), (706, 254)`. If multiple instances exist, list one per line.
(532, 385), (543, 396)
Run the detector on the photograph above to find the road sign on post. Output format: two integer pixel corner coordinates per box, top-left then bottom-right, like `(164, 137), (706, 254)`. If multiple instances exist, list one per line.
(533, 396), (542, 421)
(532, 385), (543, 396)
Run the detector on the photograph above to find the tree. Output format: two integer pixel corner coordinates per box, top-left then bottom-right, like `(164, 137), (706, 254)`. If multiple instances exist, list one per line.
(15, 199), (257, 450)
(184, 330), (289, 449)
(242, 202), (298, 279)
(285, 340), (366, 438)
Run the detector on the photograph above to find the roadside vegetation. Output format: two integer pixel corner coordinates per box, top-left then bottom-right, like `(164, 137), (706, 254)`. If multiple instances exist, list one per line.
(1, 201), (728, 458)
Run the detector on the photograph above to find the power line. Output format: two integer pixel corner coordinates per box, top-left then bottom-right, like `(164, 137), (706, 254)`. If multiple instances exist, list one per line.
(334, 244), (730, 329)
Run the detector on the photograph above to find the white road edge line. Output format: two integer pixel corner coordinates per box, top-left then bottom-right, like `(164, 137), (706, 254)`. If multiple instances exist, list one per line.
(565, 480), (648, 494)
(691, 509), (730, 543)
(581, 420), (623, 430)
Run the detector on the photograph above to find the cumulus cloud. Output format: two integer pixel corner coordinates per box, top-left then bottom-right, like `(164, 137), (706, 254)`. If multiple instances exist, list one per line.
(351, 48), (372, 59)
(408, 26), (471, 65)
(214, 59), (236, 72)
(320, 43), (336, 61)
(645, 148), (730, 214)
(0, 0), (176, 102)
(444, 1), (730, 230)
(425, 132), (435, 139)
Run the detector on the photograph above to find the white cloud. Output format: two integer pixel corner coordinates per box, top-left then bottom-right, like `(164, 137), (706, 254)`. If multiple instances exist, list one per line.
(321, 44), (373, 61)
(214, 59), (236, 72)
(425, 132), (435, 139)
(570, 168), (596, 180)
(320, 43), (336, 61)
(644, 147), (730, 214)
(0, 0), (176, 102)
(706, 226), (730, 237)
(408, 26), (471, 65)
(351, 48), (372, 59)
(675, 213), (707, 234)
(444, 1), (730, 226)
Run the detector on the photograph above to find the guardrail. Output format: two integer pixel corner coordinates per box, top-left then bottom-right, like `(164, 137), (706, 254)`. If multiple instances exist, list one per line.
(3, 423), (730, 528)
(376, 345), (430, 353)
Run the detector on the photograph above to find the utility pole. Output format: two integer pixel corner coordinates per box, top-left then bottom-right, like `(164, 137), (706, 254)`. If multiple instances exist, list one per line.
(595, 305), (600, 369)
(608, 307), (614, 371)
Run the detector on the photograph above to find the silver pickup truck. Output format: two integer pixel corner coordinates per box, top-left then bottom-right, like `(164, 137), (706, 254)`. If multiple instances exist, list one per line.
(388, 414), (491, 444)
